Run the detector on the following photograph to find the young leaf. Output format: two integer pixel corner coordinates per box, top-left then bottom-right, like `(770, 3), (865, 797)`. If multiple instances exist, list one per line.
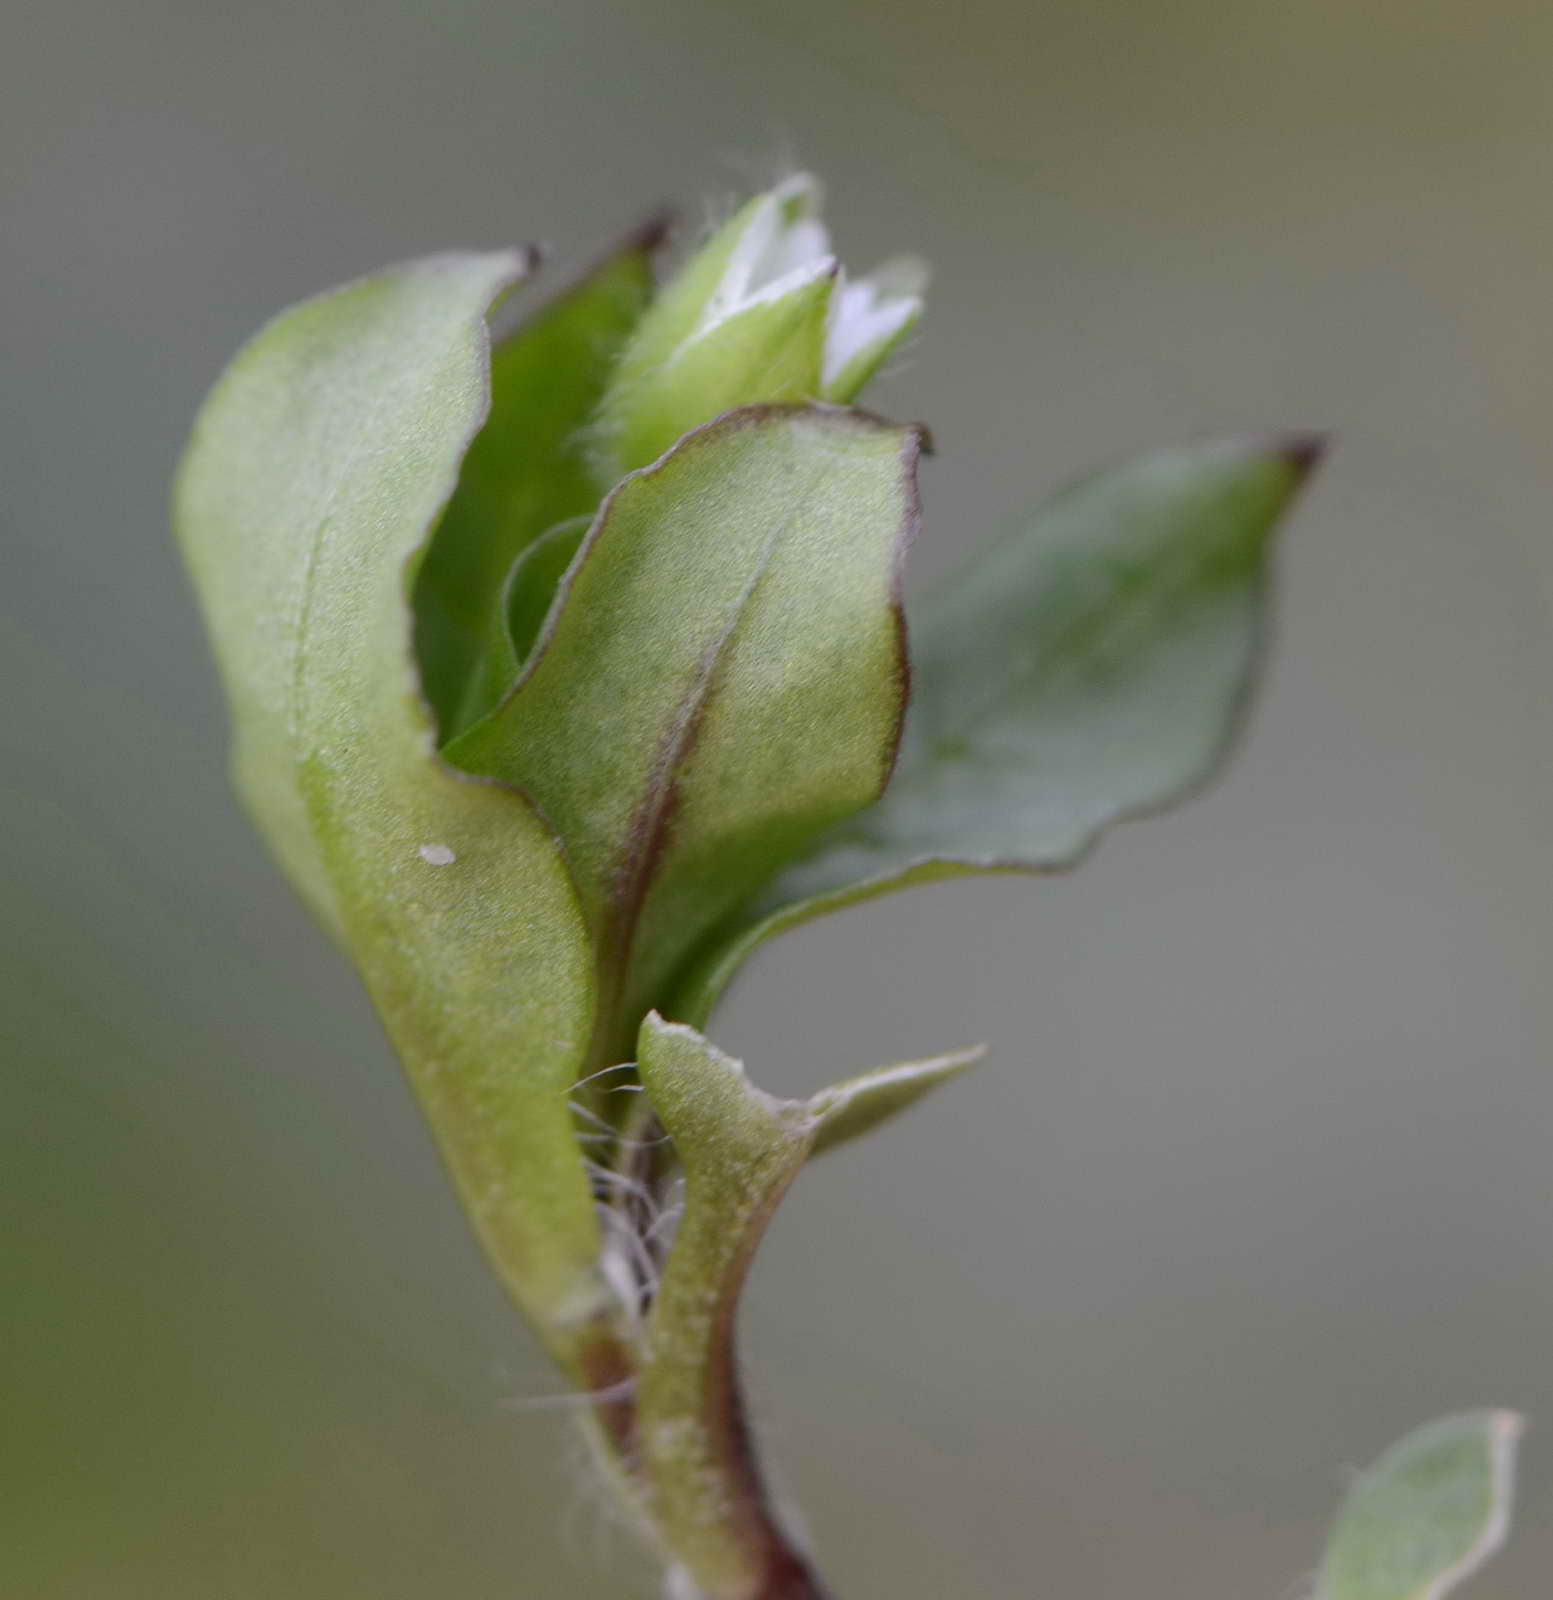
(175, 252), (608, 1350)
(1317, 1412), (1522, 1600)
(635, 1016), (981, 1595)
(445, 405), (923, 1056)
(675, 436), (1322, 1021)
(635, 1015), (824, 1599)
(412, 224), (663, 741)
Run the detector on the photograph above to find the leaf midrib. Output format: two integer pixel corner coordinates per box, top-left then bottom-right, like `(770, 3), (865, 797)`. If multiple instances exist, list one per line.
(595, 489), (809, 1028)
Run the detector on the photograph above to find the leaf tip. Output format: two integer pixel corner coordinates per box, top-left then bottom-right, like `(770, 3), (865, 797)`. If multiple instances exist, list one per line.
(626, 207), (678, 258)
(1276, 429), (1331, 482)
(807, 1041), (988, 1157)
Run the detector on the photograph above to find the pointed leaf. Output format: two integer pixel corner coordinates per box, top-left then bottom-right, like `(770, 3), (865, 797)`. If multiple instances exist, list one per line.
(446, 405), (922, 1054)
(175, 252), (607, 1347)
(412, 224), (663, 740)
(677, 436), (1321, 1019)
(809, 1043), (985, 1156)
(1317, 1412), (1521, 1600)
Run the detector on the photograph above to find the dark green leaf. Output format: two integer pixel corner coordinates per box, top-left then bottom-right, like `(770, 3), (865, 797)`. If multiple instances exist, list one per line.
(412, 224), (663, 740)
(676, 436), (1321, 1021)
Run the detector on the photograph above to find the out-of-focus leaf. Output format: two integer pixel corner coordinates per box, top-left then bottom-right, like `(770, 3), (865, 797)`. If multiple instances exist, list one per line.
(676, 436), (1321, 1020)
(1317, 1412), (1522, 1600)
(446, 405), (922, 1058)
(413, 225), (663, 740)
(174, 252), (607, 1350)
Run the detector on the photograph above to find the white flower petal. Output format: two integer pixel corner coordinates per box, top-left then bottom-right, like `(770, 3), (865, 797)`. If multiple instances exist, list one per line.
(822, 261), (926, 394)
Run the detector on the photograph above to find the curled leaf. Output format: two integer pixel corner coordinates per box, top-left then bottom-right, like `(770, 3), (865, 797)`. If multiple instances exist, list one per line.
(175, 251), (607, 1351)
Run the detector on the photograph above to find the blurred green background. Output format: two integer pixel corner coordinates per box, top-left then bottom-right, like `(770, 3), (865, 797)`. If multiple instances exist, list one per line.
(5, 1), (1552, 1594)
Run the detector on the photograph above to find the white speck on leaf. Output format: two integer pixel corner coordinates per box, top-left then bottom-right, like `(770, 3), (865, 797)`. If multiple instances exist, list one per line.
(418, 843), (456, 866)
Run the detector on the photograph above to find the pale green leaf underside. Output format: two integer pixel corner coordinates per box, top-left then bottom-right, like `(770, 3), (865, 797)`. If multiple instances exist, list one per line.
(675, 437), (1319, 1022)
(1318, 1412), (1521, 1600)
(174, 252), (607, 1346)
(447, 405), (921, 1053)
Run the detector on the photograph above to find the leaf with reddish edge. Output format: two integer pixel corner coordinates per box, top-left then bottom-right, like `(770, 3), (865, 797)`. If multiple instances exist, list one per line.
(445, 404), (924, 1065)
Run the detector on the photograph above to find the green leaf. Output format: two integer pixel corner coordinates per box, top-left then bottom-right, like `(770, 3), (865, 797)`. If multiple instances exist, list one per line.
(809, 1042), (985, 1156)
(675, 435), (1321, 1022)
(1317, 1412), (1522, 1600)
(412, 223), (663, 741)
(635, 1015), (824, 1598)
(445, 405), (923, 1057)
(174, 251), (609, 1353)
(635, 1015), (979, 1594)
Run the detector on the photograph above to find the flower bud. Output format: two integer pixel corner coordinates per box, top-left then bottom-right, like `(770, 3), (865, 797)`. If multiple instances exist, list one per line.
(593, 174), (925, 478)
